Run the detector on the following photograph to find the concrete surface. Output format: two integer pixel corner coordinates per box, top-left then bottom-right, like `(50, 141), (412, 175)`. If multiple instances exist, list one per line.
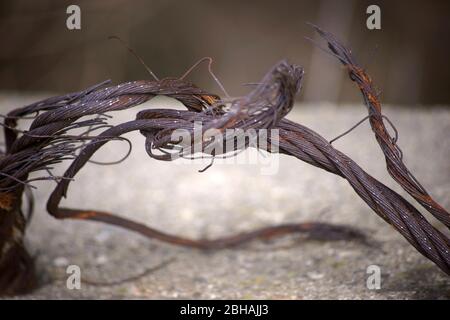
(1, 93), (449, 299)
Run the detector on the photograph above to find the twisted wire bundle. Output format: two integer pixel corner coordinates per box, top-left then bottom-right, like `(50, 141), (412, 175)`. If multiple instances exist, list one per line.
(312, 25), (450, 229)
(1, 26), (448, 284)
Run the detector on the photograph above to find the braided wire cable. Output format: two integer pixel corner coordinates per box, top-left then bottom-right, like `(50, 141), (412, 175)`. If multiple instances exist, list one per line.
(274, 119), (450, 274)
(1, 27), (448, 280)
(42, 58), (449, 275)
(311, 24), (450, 229)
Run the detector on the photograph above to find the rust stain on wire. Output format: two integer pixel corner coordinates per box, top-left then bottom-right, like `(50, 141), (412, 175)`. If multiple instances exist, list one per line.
(0, 26), (448, 296)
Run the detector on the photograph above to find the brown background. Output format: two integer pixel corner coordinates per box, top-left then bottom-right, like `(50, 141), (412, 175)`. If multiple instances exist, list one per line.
(1, 0), (449, 105)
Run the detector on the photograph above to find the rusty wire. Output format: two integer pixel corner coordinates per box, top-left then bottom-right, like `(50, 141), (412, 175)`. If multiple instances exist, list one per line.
(43, 60), (351, 250)
(0, 26), (448, 289)
(311, 24), (450, 229)
(0, 61), (363, 261)
(43, 57), (449, 274)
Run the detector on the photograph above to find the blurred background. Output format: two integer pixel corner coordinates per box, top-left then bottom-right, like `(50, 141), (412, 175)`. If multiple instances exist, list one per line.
(0, 0), (449, 106)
